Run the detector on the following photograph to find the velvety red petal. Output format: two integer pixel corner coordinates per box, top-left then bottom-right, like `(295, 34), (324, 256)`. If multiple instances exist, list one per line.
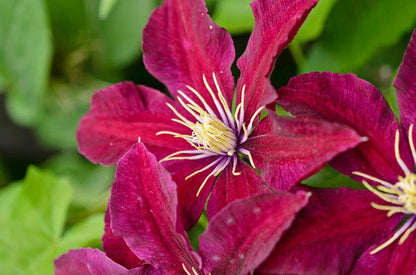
(54, 248), (132, 275)
(143, 0), (235, 105)
(200, 191), (309, 274)
(206, 160), (269, 220)
(102, 209), (143, 269)
(244, 112), (362, 190)
(236, 0), (318, 119)
(109, 143), (201, 273)
(351, 233), (416, 275)
(77, 82), (189, 165)
(257, 187), (402, 275)
(277, 72), (413, 183)
(162, 157), (217, 230)
(394, 28), (416, 131)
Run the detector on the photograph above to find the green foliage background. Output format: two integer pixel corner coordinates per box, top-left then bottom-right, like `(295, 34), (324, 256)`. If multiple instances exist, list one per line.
(0, 0), (415, 273)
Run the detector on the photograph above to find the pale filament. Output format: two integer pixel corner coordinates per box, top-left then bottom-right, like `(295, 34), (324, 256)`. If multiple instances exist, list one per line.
(157, 73), (265, 196)
(352, 125), (416, 254)
(181, 263), (212, 275)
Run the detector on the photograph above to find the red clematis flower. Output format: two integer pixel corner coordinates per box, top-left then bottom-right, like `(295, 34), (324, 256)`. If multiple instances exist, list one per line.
(257, 29), (416, 274)
(77, 0), (361, 229)
(55, 142), (310, 274)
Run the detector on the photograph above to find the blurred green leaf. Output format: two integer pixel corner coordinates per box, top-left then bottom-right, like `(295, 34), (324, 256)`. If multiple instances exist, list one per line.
(0, 0), (52, 126)
(213, 0), (254, 34)
(301, 0), (416, 73)
(91, 0), (156, 69)
(36, 80), (109, 149)
(0, 166), (103, 274)
(99, 0), (119, 19)
(45, 0), (87, 54)
(41, 151), (113, 213)
(293, 0), (337, 44)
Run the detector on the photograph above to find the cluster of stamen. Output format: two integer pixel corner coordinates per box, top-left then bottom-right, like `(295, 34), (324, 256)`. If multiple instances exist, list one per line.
(353, 124), (416, 254)
(157, 72), (264, 196)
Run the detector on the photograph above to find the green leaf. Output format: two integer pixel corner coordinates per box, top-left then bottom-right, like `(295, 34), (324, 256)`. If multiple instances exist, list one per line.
(99, 0), (119, 19)
(45, 0), (87, 54)
(0, 0), (52, 126)
(36, 80), (109, 149)
(92, 0), (156, 69)
(0, 166), (104, 274)
(292, 0), (337, 44)
(212, 0), (254, 34)
(301, 0), (416, 73)
(302, 165), (363, 189)
(41, 151), (113, 214)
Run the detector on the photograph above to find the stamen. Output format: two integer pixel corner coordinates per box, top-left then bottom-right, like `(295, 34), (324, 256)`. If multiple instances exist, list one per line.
(352, 171), (394, 188)
(212, 72), (234, 126)
(238, 85), (246, 128)
(394, 129), (411, 175)
(246, 106), (266, 134)
(196, 157), (231, 197)
(203, 74), (229, 124)
(182, 263), (192, 275)
(399, 217), (416, 244)
(185, 157), (223, 180)
(232, 154), (241, 176)
(370, 217), (415, 254)
(240, 106), (265, 144)
(409, 124), (416, 166)
(176, 96), (204, 123)
(239, 148), (256, 169)
(361, 180), (402, 205)
(184, 86), (217, 118)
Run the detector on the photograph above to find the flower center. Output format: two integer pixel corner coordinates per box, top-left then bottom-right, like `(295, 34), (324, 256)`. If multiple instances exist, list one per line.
(353, 124), (416, 254)
(191, 112), (237, 155)
(397, 173), (416, 213)
(157, 72), (264, 196)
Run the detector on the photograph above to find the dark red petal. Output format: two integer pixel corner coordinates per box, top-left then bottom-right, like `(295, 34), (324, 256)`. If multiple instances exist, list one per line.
(277, 72), (412, 183)
(54, 248), (131, 275)
(77, 82), (189, 165)
(257, 187), (402, 275)
(109, 143), (201, 273)
(102, 209), (143, 269)
(200, 191), (309, 274)
(206, 160), (269, 220)
(351, 233), (416, 275)
(394, 28), (416, 131)
(244, 112), (362, 190)
(162, 157), (217, 230)
(236, 0), (318, 119)
(143, 0), (235, 105)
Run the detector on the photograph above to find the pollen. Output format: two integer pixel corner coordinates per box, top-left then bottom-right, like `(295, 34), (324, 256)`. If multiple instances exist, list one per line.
(353, 124), (416, 254)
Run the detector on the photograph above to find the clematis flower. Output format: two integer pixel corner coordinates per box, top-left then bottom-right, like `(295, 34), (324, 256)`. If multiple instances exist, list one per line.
(77, 0), (362, 229)
(257, 29), (416, 274)
(55, 142), (310, 274)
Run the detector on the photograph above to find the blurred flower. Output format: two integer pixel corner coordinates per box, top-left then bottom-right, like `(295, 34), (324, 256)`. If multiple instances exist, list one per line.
(55, 142), (309, 274)
(77, 0), (361, 229)
(258, 28), (416, 274)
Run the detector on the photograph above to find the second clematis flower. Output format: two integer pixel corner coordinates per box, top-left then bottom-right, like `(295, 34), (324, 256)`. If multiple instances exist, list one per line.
(77, 0), (361, 229)
(257, 28), (416, 274)
(55, 142), (310, 274)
